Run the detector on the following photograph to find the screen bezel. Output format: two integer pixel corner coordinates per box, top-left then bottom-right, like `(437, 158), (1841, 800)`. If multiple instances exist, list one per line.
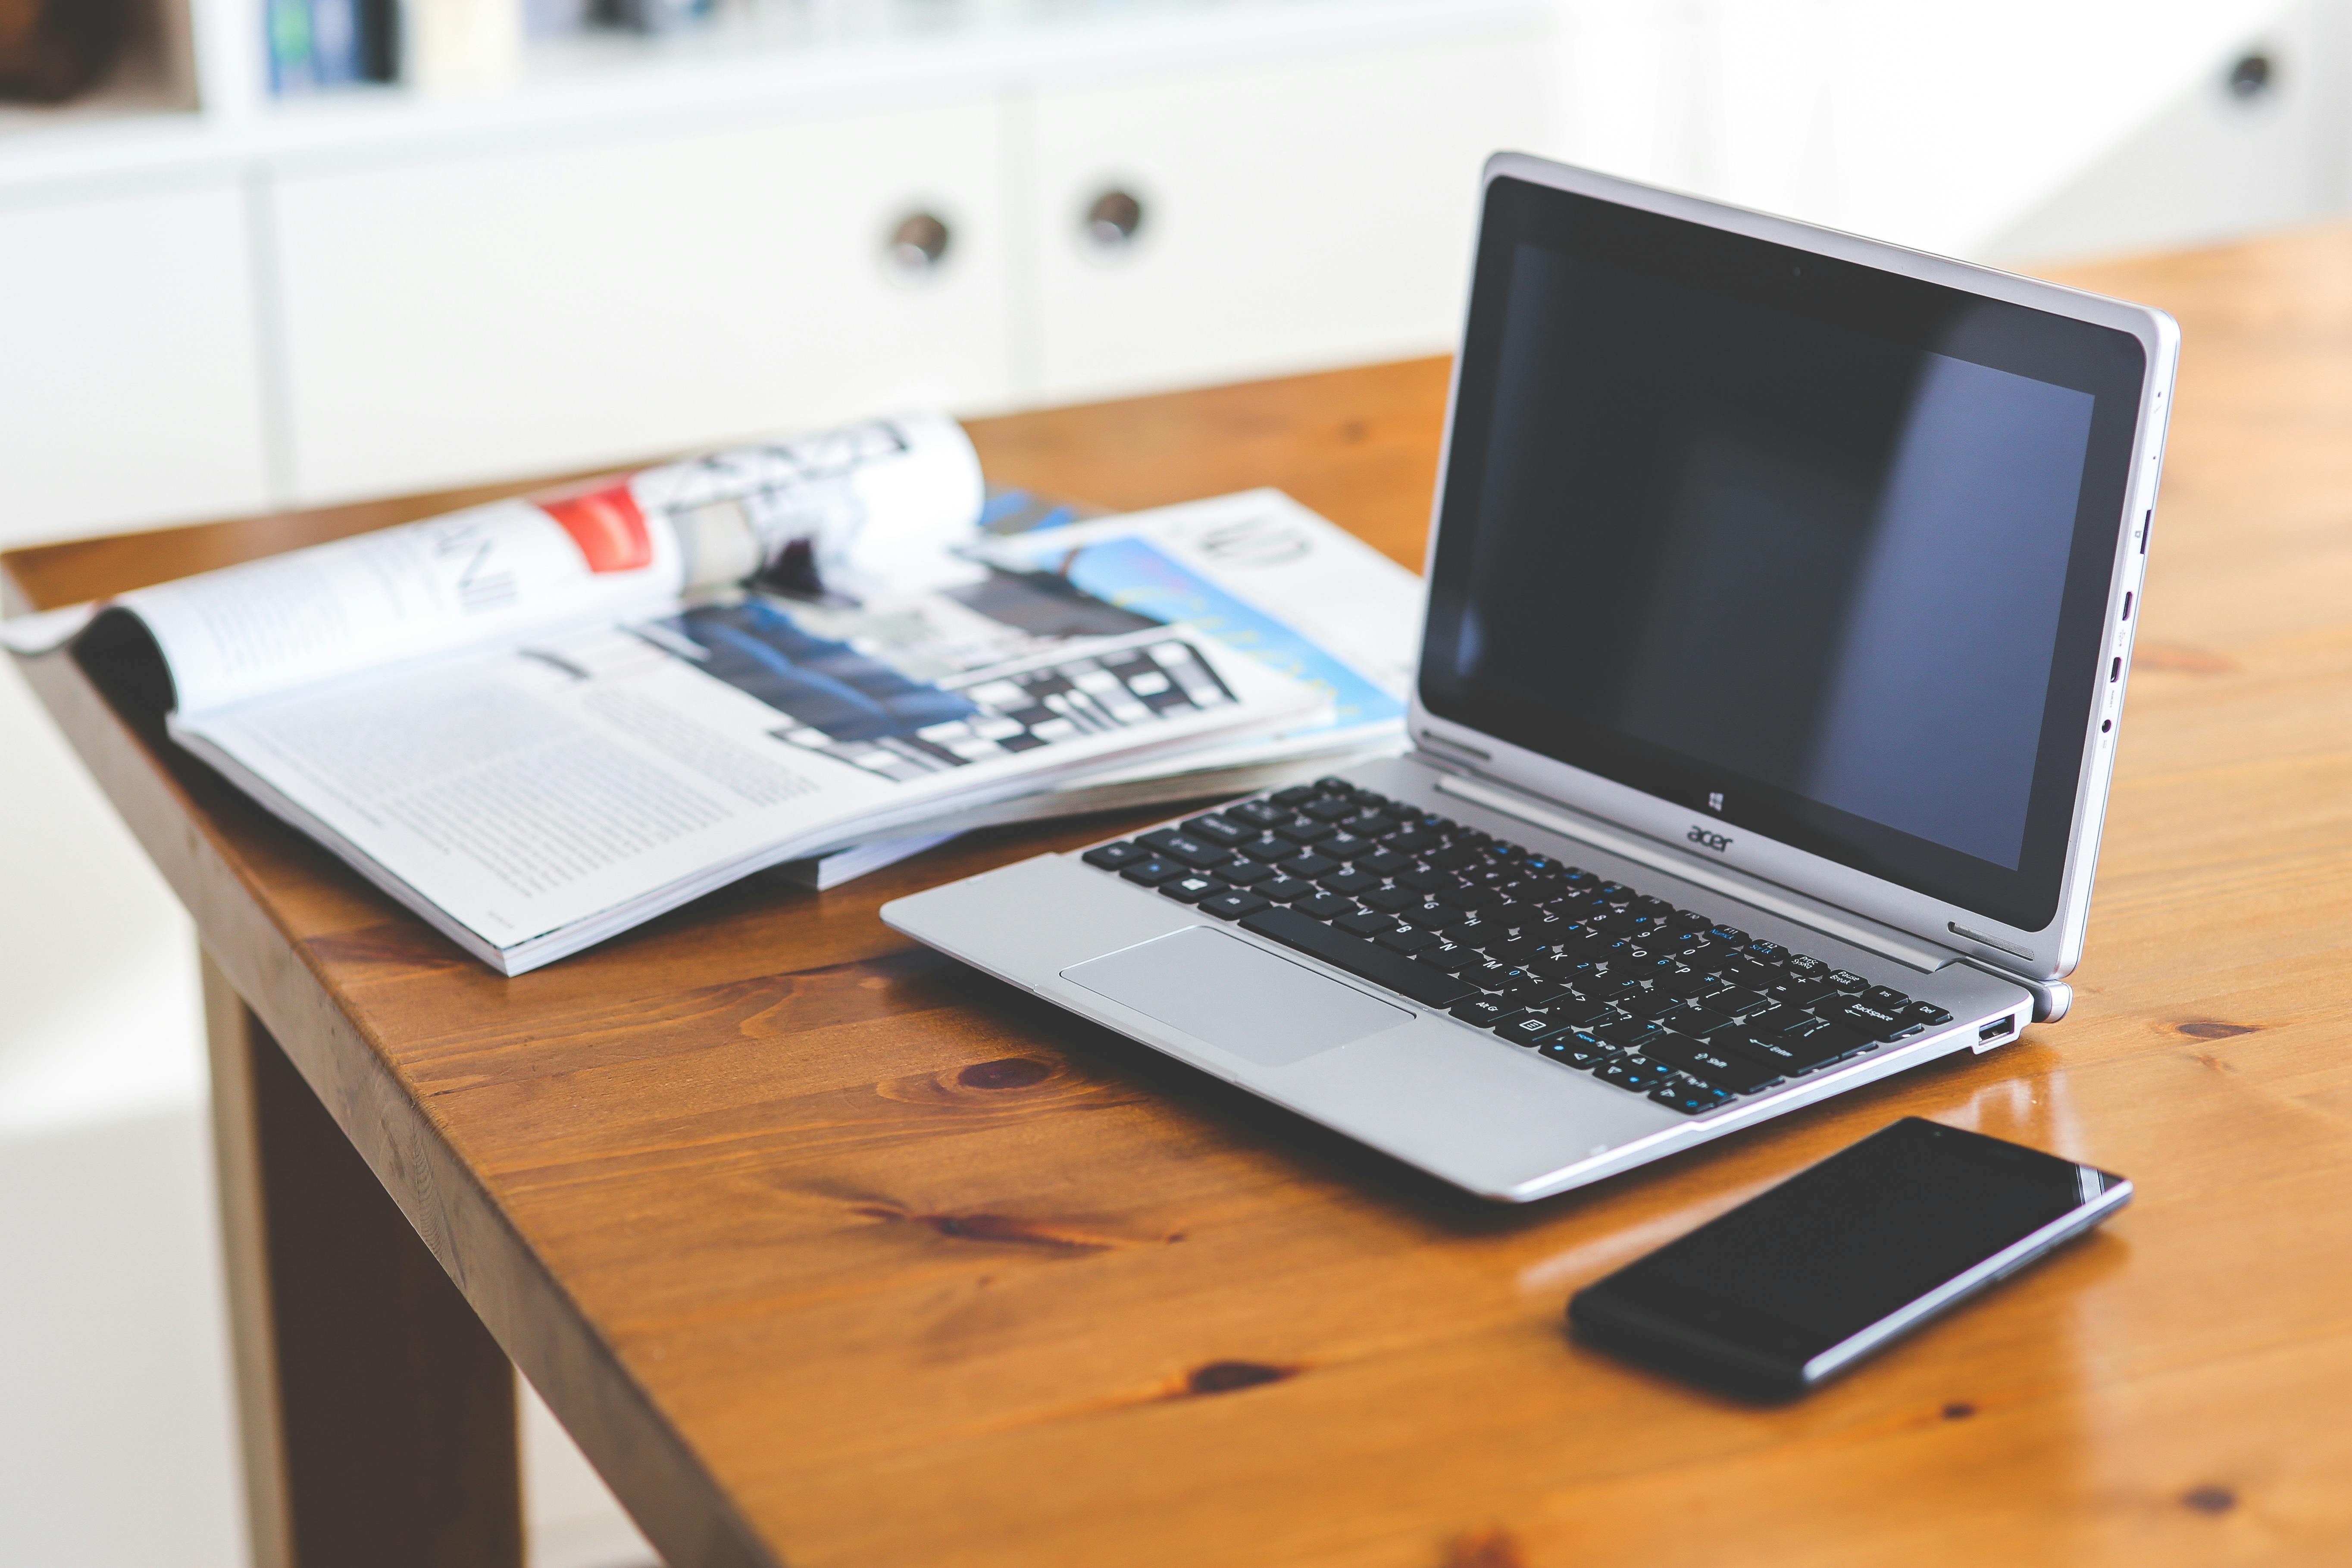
(1410, 156), (2176, 978)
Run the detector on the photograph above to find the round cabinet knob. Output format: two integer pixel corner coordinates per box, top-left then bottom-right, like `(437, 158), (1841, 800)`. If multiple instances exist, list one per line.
(1084, 189), (1145, 250)
(888, 212), (951, 275)
(2227, 51), (2274, 100)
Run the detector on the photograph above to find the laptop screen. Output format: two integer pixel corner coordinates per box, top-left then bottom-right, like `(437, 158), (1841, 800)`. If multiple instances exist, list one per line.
(1421, 176), (2148, 931)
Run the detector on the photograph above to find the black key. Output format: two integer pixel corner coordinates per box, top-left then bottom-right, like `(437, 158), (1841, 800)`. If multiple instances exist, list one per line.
(1458, 958), (1531, 991)
(1650, 1081), (1731, 1116)
(1720, 1022), (1844, 1075)
(1335, 910), (1398, 937)
(1485, 936), (1544, 967)
(1642, 1032), (1781, 1092)
(1861, 985), (1914, 1012)
(1541, 1029), (1614, 1069)
(1259, 877), (1318, 904)
(1706, 924), (1749, 947)
(1495, 1012), (1563, 1046)
(1902, 1001), (1955, 1028)
(1082, 841), (1149, 870)
(1138, 829), (1235, 870)
(1420, 940), (1480, 974)
(1273, 816), (1337, 845)
(1373, 926), (1441, 956)
(1709, 987), (1771, 1017)
(1828, 999), (1907, 1039)
(1320, 831), (1375, 861)
(1218, 859), (1275, 887)
(1396, 867), (1459, 895)
(1289, 893), (1364, 921)
(1667, 1004), (1738, 1038)
(1784, 954), (1829, 980)
(1304, 795), (1359, 821)
(1237, 832), (1297, 862)
(1342, 810), (1398, 838)
(1619, 989), (1686, 1023)
(1120, 856), (1185, 886)
(1598, 1057), (1670, 1092)
(1182, 814), (1252, 847)
(1201, 889), (1270, 920)
(1745, 939), (1791, 965)
(1319, 868), (1379, 896)
(1384, 823), (1443, 854)
(1238, 906), (1477, 1008)
(1270, 784), (1321, 807)
(1313, 775), (1359, 794)
(1229, 799), (1288, 828)
(1360, 885), (1415, 914)
(1595, 1017), (1664, 1052)
(1159, 874), (1225, 904)
(1827, 969), (1870, 992)
(1280, 851), (1342, 879)
(1451, 995), (1521, 1027)
(1356, 848), (1412, 876)
(1426, 845), (1483, 872)
(1768, 978), (1841, 1010)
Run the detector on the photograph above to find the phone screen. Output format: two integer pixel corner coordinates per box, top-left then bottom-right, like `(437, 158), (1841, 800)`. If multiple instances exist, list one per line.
(1571, 1118), (2127, 1396)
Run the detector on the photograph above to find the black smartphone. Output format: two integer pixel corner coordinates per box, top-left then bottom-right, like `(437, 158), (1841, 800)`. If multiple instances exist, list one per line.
(1569, 1117), (2130, 1400)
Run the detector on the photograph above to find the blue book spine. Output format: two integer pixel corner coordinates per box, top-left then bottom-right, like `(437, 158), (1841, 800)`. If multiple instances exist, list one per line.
(265, 0), (317, 94)
(310, 0), (363, 85)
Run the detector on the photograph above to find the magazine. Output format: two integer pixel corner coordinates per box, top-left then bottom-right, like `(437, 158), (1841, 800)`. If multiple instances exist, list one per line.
(7, 417), (1324, 975)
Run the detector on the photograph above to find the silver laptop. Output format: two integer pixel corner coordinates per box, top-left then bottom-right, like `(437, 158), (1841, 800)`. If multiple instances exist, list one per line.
(883, 153), (2177, 1202)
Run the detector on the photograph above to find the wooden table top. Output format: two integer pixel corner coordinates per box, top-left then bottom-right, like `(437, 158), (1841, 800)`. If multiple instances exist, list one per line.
(11, 226), (2352, 1568)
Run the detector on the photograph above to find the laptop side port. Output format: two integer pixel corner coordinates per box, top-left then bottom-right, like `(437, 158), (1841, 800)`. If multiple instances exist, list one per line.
(1978, 1015), (2017, 1045)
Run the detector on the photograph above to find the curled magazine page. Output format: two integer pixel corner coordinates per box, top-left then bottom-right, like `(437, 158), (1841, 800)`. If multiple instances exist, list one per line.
(22, 413), (983, 718)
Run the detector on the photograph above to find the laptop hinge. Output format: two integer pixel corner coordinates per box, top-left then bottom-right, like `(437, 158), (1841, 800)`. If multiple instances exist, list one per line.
(1430, 770), (1958, 975)
(1956, 958), (2073, 1024)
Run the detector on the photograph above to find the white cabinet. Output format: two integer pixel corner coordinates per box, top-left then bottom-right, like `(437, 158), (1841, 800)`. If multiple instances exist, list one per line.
(0, 181), (272, 547)
(1021, 29), (1554, 404)
(269, 94), (1017, 504)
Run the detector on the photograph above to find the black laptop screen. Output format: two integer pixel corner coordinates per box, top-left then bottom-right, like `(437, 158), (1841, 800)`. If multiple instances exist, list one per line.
(1420, 177), (2148, 930)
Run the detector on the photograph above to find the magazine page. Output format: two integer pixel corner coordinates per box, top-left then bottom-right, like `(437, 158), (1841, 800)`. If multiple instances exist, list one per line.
(5, 414), (982, 716)
(170, 574), (1325, 970)
(972, 488), (1421, 770)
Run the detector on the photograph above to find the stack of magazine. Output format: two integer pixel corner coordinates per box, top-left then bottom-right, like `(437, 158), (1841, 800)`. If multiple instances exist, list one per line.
(5, 414), (1421, 975)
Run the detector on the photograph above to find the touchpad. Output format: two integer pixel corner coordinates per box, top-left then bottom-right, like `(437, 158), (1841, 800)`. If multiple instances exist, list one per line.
(1060, 925), (1411, 1067)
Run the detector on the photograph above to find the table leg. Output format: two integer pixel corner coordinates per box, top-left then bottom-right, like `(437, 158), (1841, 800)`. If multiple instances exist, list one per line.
(203, 950), (522, 1568)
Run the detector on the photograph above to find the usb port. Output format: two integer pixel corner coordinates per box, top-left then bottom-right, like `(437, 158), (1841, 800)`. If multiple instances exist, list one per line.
(2110, 656), (2122, 682)
(1979, 1016), (2017, 1044)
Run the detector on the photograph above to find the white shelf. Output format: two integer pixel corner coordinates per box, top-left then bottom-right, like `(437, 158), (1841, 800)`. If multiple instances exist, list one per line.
(0, 0), (1550, 197)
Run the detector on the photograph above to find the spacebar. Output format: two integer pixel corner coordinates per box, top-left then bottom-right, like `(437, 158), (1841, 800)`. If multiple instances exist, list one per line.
(1238, 908), (1476, 1008)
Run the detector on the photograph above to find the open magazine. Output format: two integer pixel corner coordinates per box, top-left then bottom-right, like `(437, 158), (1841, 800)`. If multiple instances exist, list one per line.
(8, 416), (1324, 975)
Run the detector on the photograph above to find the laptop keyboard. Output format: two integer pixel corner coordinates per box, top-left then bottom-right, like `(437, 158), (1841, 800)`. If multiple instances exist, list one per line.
(1079, 775), (1955, 1117)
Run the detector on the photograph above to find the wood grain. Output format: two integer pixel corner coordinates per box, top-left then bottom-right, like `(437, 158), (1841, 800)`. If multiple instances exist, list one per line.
(9, 234), (2352, 1566)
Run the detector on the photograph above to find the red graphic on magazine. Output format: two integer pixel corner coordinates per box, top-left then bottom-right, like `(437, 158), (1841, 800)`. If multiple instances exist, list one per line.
(538, 480), (654, 573)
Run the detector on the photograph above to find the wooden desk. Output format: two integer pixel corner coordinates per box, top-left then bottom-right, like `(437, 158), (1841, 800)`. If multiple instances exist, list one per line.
(10, 229), (2352, 1568)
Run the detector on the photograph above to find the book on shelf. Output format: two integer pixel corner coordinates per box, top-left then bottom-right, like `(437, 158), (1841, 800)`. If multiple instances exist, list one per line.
(7, 414), (1420, 976)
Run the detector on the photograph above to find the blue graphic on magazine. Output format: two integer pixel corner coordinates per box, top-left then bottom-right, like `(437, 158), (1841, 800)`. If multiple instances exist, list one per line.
(1045, 535), (1400, 735)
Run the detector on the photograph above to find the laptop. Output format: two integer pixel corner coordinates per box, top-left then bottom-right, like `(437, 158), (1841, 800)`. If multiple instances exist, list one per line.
(882, 153), (2177, 1202)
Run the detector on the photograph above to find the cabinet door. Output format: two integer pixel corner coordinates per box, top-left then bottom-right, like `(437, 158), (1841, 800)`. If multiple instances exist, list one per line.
(0, 182), (272, 545)
(1022, 27), (1554, 404)
(271, 95), (1013, 505)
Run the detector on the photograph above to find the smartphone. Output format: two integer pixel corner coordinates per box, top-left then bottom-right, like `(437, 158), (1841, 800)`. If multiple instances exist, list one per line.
(1569, 1117), (2130, 1400)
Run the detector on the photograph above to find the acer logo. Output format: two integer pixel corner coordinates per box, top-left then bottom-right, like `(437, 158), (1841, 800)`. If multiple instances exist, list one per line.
(1688, 826), (1732, 852)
